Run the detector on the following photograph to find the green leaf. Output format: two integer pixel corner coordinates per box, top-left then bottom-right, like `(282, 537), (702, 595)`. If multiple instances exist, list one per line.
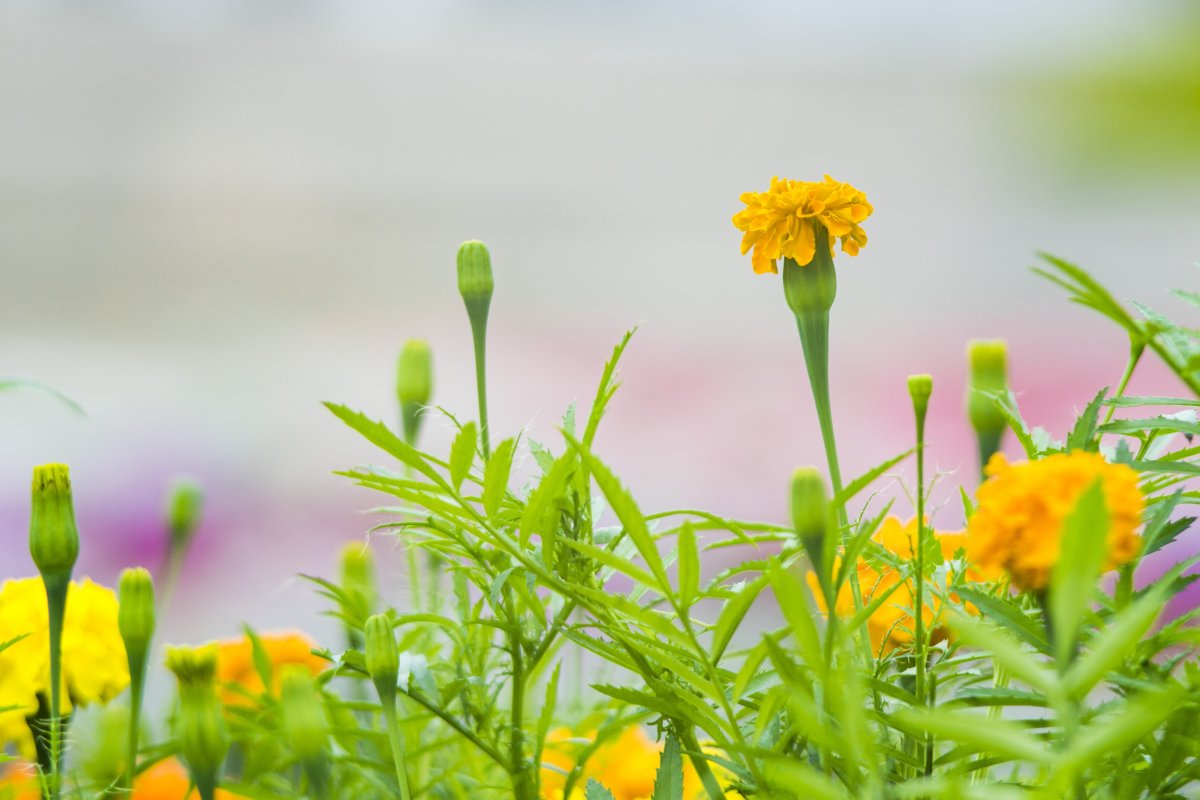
(1063, 583), (1167, 698)
(520, 452), (575, 561)
(946, 613), (1056, 696)
(582, 329), (636, 449)
(676, 524), (700, 608)
(759, 758), (850, 800)
(325, 403), (444, 485)
(538, 661), (562, 756)
(982, 389), (1037, 458)
(1059, 685), (1186, 773)
(651, 731), (683, 800)
(0, 376), (85, 416)
(483, 437), (517, 517)
(585, 779), (617, 800)
(711, 576), (767, 662)
(1099, 416), (1200, 436)
(767, 561), (824, 677)
(953, 588), (1049, 654)
(1049, 479), (1110, 666)
(243, 625), (275, 700)
(1104, 396), (1200, 408)
(833, 449), (913, 507)
(895, 708), (1049, 764)
(1067, 387), (1108, 452)
(449, 422), (478, 491)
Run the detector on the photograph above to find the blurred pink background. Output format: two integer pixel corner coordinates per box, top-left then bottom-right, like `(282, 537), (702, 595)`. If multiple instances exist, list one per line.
(2, 1), (1199, 647)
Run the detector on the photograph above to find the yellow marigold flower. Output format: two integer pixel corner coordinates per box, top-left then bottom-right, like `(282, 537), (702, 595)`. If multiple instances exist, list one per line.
(967, 452), (1144, 592)
(215, 630), (326, 706)
(732, 175), (873, 274)
(808, 517), (995, 655)
(540, 726), (742, 800)
(0, 577), (128, 757)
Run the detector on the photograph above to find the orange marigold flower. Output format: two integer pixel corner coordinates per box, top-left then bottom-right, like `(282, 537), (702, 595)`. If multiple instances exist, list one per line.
(967, 452), (1144, 592)
(808, 517), (995, 656)
(732, 175), (873, 274)
(215, 631), (326, 705)
(540, 725), (742, 800)
(0, 758), (249, 800)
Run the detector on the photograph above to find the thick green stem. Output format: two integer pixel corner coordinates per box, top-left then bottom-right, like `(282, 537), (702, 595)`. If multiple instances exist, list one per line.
(42, 573), (69, 800)
(794, 310), (842, 495)
(975, 428), (1003, 481)
(510, 633), (532, 800)
(195, 774), (217, 800)
(381, 702), (413, 800)
(123, 665), (146, 797)
(912, 411), (931, 777)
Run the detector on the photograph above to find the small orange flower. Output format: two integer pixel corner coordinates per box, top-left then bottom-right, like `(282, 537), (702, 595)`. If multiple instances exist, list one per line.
(967, 452), (1144, 591)
(215, 631), (326, 705)
(809, 517), (996, 655)
(132, 758), (248, 799)
(732, 175), (873, 274)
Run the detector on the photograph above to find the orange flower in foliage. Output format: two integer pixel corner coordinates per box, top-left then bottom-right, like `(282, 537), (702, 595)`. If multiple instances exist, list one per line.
(216, 631), (326, 705)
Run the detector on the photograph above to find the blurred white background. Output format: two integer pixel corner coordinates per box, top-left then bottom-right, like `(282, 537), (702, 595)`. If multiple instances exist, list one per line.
(2, 0), (1198, 643)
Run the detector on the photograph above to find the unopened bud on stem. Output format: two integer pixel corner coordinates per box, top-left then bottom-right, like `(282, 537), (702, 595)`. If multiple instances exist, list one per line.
(30, 463), (79, 579)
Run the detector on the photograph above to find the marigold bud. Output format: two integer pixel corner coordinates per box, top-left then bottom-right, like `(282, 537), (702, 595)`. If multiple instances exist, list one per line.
(907, 374), (934, 424)
(791, 467), (831, 587)
(396, 339), (434, 406)
(165, 644), (228, 788)
(166, 479), (204, 549)
(966, 340), (1008, 436)
(364, 614), (399, 702)
(30, 463), (79, 578)
(781, 228), (838, 318)
(118, 567), (156, 669)
(456, 240), (495, 306)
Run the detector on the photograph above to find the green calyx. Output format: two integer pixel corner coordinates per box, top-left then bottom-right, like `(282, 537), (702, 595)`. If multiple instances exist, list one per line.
(397, 339), (434, 444)
(908, 374), (934, 424)
(966, 339), (1008, 436)
(457, 240), (495, 320)
(166, 645), (228, 789)
(781, 224), (837, 319)
(118, 567), (156, 667)
(30, 463), (79, 579)
(364, 614), (400, 701)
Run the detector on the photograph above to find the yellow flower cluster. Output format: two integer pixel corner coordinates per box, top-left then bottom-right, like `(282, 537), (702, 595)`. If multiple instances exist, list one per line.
(540, 726), (742, 800)
(967, 452), (1144, 591)
(0, 577), (129, 757)
(732, 175), (873, 274)
(809, 517), (993, 655)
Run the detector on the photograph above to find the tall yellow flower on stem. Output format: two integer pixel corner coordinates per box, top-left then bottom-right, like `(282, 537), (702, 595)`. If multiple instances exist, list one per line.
(967, 452), (1143, 592)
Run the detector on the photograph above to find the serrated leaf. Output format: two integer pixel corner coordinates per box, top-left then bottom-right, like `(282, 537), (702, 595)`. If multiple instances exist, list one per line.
(1063, 583), (1167, 698)
(982, 389), (1037, 458)
(651, 731), (683, 800)
(767, 561), (824, 677)
(585, 779), (617, 800)
(483, 437), (516, 516)
(954, 587), (1049, 654)
(520, 452), (575, 564)
(325, 403), (444, 485)
(895, 708), (1049, 764)
(1067, 387), (1108, 452)
(946, 613), (1056, 696)
(833, 449), (913, 507)
(1050, 480), (1110, 666)
(449, 422), (478, 491)
(1099, 416), (1200, 436)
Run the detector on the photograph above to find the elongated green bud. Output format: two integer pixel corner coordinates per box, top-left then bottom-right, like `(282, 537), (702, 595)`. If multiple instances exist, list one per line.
(781, 224), (837, 318)
(166, 479), (204, 549)
(118, 568), (156, 669)
(365, 614), (399, 702)
(280, 666), (330, 764)
(457, 240), (494, 309)
(397, 339), (434, 444)
(967, 339), (1008, 474)
(907, 374), (933, 427)
(30, 463), (79, 578)
(791, 467), (831, 598)
(166, 644), (228, 795)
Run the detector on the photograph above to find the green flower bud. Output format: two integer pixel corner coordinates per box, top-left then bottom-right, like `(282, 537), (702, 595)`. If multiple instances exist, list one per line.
(456, 240), (495, 308)
(966, 340), (1007, 434)
(364, 614), (399, 703)
(907, 374), (934, 426)
(280, 666), (330, 763)
(165, 644), (229, 788)
(30, 463), (79, 579)
(781, 224), (837, 318)
(397, 339), (434, 444)
(118, 567), (156, 670)
(166, 479), (204, 549)
(791, 467), (831, 593)
(396, 339), (434, 406)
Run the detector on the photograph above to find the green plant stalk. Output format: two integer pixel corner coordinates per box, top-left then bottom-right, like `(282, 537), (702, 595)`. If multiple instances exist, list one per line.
(380, 701), (413, 800)
(1102, 339), (1146, 426)
(975, 428), (1003, 480)
(123, 662), (147, 798)
(509, 627), (532, 800)
(679, 726), (726, 800)
(470, 320), (492, 460)
(43, 572), (69, 800)
(194, 774), (217, 800)
(912, 410), (930, 778)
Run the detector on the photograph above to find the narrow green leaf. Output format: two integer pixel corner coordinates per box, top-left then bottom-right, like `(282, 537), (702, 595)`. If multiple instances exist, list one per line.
(1099, 416), (1200, 436)
(519, 452), (574, 559)
(538, 661), (562, 750)
(768, 561), (824, 676)
(712, 576), (767, 662)
(1060, 685), (1185, 772)
(582, 329), (636, 449)
(1063, 583), (1167, 698)
(449, 422), (478, 491)
(833, 449), (914, 507)
(947, 613), (1056, 696)
(896, 708), (1049, 764)
(483, 437), (517, 516)
(1049, 479), (1110, 666)
(1104, 396), (1200, 408)
(325, 403), (444, 485)
(677, 524), (700, 608)
(982, 389), (1037, 458)
(759, 759), (850, 800)
(954, 587), (1050, 654)
(651, 731), (683, 800)
(0, 377), (85, 415)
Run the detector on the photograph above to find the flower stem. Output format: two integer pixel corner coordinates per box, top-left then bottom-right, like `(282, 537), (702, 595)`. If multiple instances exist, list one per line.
(793, 310), (843, 496)
(123, 665), (146, 797)
(380, 701), (413, 800)
(912, 404), (931, 777)
(471, 321), (492, 460)
(1102, 339), (1145, 426)
(509, 630), (532, 800)
(42, 573), (69, 800)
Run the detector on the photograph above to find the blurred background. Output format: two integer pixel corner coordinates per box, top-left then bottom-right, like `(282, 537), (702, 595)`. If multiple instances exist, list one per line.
(2, 0), (1199, 647)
